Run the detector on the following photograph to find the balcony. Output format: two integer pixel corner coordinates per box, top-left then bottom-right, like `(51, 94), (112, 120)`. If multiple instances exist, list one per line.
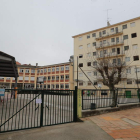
(97, 73), (127, 80)
(96, 51), (125, 59)
(95, 30), (123, 40)
(95, 41), (124, 50)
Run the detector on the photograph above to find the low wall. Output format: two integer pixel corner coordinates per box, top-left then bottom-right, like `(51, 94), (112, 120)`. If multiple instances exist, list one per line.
(82, 103), (140, 118)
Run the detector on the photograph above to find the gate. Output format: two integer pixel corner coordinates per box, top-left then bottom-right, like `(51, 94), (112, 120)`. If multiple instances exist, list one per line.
(0, 88), (77, 133)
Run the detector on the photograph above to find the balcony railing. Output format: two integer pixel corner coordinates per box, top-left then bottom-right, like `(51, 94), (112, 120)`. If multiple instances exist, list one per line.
(96, 51), (125, 59)
(96, 30), (123, 40)
(95, 41), (124, 50)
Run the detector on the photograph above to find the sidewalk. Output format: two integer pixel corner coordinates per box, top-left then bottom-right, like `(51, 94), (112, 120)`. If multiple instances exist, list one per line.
(0, 121), (113, 140)
(84, 108), (140, 140)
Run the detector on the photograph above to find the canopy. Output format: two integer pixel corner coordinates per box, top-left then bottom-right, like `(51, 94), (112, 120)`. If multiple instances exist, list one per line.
(0, 51), (19, 78)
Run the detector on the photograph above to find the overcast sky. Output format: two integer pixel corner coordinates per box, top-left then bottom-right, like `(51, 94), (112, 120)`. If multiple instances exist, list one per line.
(0, 0), (140, 66)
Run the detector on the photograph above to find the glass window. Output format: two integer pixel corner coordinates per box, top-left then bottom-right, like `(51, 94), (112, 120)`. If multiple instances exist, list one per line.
(87, 62), (91, 66)
(125, 57), (130, 62)
(31, 77), (35, 81)
(103, 40), (106, 44)
(93, 42), (96, 46)
(112, 48), (116, 53)
(113, 59), (116, 63)
(127, 80), (132, 84)
(61, 75), (64, 80)
(61, 66), (64, 71)
(65, 84), (69, 89)
(60, 84), (64, 89)
(20, 69), (24, 73)
(92, 33), (96, 37)
(126, 68), (131, 74)
(79, 63), (83, 67)
(44, 69), (47, 73)
(52, 67), (55, 72)
(37, 69), (40, 73)
(123, 35), (128, 40)
(48, 68), (51, 72)
(111, 38), (115, 42)
(124, 46), (129, 51)
(6, 77), (11, 80)
(122, 24), (127, 29)
(131, 33), (137, 38)
(103, 30), (106, 34)
(79, 54), (83, 58)
(94, 71), (97, 76)
(56, 67), (59, 71)
(130, 22), (135, 27)
(79, 82), (83, 86)
(56, 76), (59, 80)
(93, 61), (97, 66)
(31, 69), (35, 73)
(93, 52), (96, 56)
(79, 45), (83, 49)
(133, 56), (139, 61)
(111, 28), (114, 32)
(135, 68), (140, 72)
(87, 34), (90, 39)
(19, 76), (23, 80)
(133, 44), (138, 49)
(56, 84), (59, 89)
(48, 76), (51, 80)
(40, 69), (43, 73)
(79, 36), (82, 40)
(25, 69), (29, 73)
(87, 44), (90, 48)
(87, 72), (91, 76)
(88, 81), (92, 86)
(65, 75), (69, 79)
(25, 77), (29, 80)
(65, 65), (69, 70)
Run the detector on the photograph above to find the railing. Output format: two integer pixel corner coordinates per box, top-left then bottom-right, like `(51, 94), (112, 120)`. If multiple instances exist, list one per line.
(82, 88), (140, 110)
(95, 41), (124, 49)
(96, 51), (125, 59)
(95, 30), (123, 40)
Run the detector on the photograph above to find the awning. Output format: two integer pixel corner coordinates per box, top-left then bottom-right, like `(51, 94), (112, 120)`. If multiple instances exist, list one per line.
(0, 51), (19, 78)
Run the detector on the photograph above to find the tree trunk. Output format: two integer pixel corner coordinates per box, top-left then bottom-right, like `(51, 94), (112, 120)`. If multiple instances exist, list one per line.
(109, 86), (117, 107)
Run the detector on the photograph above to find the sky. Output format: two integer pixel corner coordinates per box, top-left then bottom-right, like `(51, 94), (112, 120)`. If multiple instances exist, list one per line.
(0, 0), (140, 66)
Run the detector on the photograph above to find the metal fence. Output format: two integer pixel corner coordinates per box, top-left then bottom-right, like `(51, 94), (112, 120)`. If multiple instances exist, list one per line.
(82, 88), (140, 110)
(0, 88), (77, 133)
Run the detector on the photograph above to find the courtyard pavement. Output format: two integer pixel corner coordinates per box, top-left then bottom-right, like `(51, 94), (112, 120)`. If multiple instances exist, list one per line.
(82, 108), (140, 140)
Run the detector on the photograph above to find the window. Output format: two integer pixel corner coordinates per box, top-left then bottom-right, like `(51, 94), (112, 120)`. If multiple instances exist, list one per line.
(94, 71), (97, 76)
(79, 73), (83, 77)
(79, 45), (83, 49)
(104, 50), (107, 54)
(103, 40), (106, 44)
(123, 35), (128, 40)
(113, 59), (116, 63)
(87, 72), (91, 76)
(44, 77), (46, 81)
(87, 44), (90, 48)
(6, 77), (11, 80)
(0, 77), (4, 80)
(79, 54), (83, 58)
(93, 61), (97, 66)
(61, 75), (64, 80)
(52, 76), (55, 80)
(79, 63), (83, 67)
(48, 68), (51, 72)
(111, 38), (115, 42)
(103, 30), (106, 34)
(133, 56), (139, 61)
(112, 48), (116, 53)
(125, 57), (130, 62)
(93, 42), (96, 46)
(25, 69), (29, 73)
(40, 69), (43, 73)
(25, 77), (29, 80)
(31, 77), (35, 81)
(87, 53), (91, 57)
(48, 76), (51, 80)
(88, 81), (92, 86)
(126, 68), (131, 74)
(135, 68), (140, 73)
(122, 24), (127, 29)
(116, 37), (119, 43)
(79, 82), (83, 86)
(94, 81), (97, 85)
(124, 46), (129, 51)
(127, 79), (132, 85)
(44, 69), (47, 73)
(52, 67), (55, 72)
(61, 66), (64, 71)
(133, 44), (138, 49)
(31, 69), (35, 73)
(20, 69), (24, 73)
(60, 84), (64, 89)
(47, 85), (50, 89)
(92, 33), (96, 37)
(19, 76), (23, 80)
(79, 36), (82, 40)
(118, 58), (121, 64)
(56, 84), (59, 89)
(65, 65), (69, 70)
(131, 33), (137, 38)
(56, 67), (59, 71)
(87, 34), (90, 39)
(65, 84), (69, 89)
(130, 22), (135, 27)
(65, 75), (69, 79)
(51, 85), (55, 89)
(135, 80), (140, 84)
(37, 69), (40, 73)
(56, 76), (59, 80)
(93, 52), (96, 56)
(87, 62), (91, 66)
(13, 77), (15, 80)
(99, 32), (102, 37)
(111, 28), (114, 32)
(44, 85), (46, 89)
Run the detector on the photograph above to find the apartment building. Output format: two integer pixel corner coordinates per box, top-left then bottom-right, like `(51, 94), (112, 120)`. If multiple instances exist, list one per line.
(73, 16), (140, 89)
(0, 62), (74, 90)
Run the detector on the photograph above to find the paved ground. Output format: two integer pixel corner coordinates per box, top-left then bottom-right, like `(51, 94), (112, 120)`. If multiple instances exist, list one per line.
(82, 108), (140, 140)
(0, 121), (113, 140)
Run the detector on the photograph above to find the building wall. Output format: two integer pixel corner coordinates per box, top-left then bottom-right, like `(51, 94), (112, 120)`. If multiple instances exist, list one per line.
(73, 17), (140, 89)
(0, 62), (74, 90)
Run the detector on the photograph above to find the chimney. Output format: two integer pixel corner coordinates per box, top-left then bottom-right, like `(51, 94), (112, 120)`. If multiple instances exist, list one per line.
(36, 63), (38, 67)
(107, 21), (111, 26)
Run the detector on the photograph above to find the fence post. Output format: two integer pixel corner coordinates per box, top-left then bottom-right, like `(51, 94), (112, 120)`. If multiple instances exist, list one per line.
(40, 91), (44, 127)
(73, 86), (77, 122)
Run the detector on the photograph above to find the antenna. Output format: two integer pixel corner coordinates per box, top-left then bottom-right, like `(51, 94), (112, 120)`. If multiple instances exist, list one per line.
(104, 9), (112, 22)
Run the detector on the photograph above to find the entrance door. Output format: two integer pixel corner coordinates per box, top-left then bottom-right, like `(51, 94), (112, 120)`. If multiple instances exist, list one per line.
(125, 91), (131, 98)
